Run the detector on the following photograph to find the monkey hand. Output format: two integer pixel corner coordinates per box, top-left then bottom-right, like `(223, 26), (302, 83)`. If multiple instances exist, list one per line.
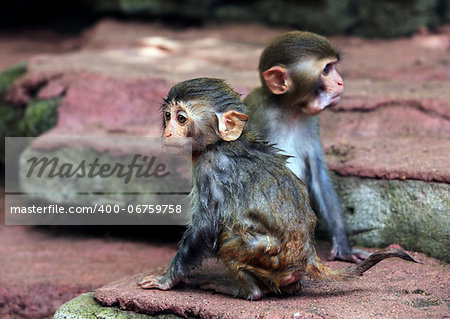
(138, 273), (180, 290)
(328, 241), (371, 264)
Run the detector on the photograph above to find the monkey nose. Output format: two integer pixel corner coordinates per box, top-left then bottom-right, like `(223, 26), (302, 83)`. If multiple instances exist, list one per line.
(165, 133), (172, 138)
(337, 81), (343, 86)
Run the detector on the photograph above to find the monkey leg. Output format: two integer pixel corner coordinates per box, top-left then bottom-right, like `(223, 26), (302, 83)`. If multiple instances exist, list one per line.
(198, 275), (253, 297)
(203, 258), (264, 300)
(200, 266), (304, 298)
(308, 153), (371, 263)
(280, 280), (303, 295)
(244, 232), (281, 256)
(328, 239), (371, 263)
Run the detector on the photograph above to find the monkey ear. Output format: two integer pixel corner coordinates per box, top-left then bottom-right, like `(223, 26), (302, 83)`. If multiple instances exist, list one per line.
(262, 66), (289, 95)
(218, 110), (249, 141)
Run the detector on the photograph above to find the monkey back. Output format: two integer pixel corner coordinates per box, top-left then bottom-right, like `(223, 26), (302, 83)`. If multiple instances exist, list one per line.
(192, 135), (319, 291)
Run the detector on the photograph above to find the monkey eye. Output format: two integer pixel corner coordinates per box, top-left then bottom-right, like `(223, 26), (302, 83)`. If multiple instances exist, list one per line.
(164, 111), (171, 121)
(177, 112), (188, 125)
(323, 63), (332, 75)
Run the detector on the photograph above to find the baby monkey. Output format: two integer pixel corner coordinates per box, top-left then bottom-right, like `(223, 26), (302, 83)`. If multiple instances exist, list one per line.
(245, 31), (361, 263)
(139, 78), (417, 300)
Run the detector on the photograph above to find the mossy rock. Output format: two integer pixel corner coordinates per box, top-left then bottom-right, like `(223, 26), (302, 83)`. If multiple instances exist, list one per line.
(253, 0), (354, 35)
(354, 0), (441, 38)
(0, 103), (27, 137)
(1, 98), (62, 164)
(0, 63), (61, 140)
(331, 173), (450, 262)
(53, 292), (185, 319)
(92, 0), (209, 19)
(442, 0), (450, 22)
(24, 97), (62, 136)
(0, 103), (28, 164)
(0, 62), (27, 98)
(0, 62), (28, 165)
(87, 0), (447, 37)
(0, 64), (62, 165)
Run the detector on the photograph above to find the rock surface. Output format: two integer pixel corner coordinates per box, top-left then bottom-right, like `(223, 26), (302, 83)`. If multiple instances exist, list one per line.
(2, 20), (449, 260)
(331, 174), (450, 262)
(4, 20), (449, 182)
(1, 21), (449, 318)
(92, 248), (447, 319)
(1, 186), (449, 319)
(54, 292), (181, 319)
(0, 192), (178, 318)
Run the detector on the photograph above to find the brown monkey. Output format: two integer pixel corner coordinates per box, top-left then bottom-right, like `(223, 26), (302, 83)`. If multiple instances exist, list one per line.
(139, 78), (417, 300)
(245, 31), (368, 263)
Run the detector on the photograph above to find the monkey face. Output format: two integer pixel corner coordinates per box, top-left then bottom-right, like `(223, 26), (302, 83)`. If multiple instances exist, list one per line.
(161, 93), (248, 154)
(261, 57), (344, 116)
(162, 101), (194, 151)
(302, 59), (344, 115)
(259, 31), (344, 116)
(163, 103), (190, 138)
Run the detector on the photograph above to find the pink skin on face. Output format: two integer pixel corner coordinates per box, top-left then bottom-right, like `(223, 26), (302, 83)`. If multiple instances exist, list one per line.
(302, 63), (344, 115)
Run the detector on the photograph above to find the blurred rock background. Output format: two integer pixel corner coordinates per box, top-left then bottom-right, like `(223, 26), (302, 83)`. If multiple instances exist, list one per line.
(1, 0), (450, 37)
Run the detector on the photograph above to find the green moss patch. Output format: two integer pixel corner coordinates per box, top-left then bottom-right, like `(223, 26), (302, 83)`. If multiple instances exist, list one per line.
(25, 97), (62, 136)
(0, 62), (27, 98)
(54, 292), (186, 319)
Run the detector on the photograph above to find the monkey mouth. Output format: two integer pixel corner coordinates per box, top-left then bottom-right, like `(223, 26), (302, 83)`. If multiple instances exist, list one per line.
(162, 138), (192, 154)
(329, 94), (341, 105)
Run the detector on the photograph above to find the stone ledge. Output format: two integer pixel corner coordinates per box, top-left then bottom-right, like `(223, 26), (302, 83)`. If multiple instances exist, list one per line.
(53, 292), (185, 319)
(91, 249), (446, 319)
(331, 174), (450, 262)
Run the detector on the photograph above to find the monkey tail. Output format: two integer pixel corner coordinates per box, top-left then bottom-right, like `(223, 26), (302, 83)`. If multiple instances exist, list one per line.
(306, 248), (419, 281)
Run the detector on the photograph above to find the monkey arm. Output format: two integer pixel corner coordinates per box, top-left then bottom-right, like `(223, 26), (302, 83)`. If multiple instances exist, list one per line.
(172, 216), (219, 274)
(307, 153), (370, 263)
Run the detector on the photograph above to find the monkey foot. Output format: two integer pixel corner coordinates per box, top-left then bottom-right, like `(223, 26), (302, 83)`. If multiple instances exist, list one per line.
(328, 247), (371, 264)
(138, 274), (176, 290)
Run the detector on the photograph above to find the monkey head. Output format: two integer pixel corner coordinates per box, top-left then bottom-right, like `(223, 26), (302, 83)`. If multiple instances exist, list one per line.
(259, 31), (344, 115)
(162, 78), (249, 153)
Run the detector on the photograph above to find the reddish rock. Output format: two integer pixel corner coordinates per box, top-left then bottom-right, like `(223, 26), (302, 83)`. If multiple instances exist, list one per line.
(37, 76), (69, 99)
(3, 20), (449, 183)
(94, 249), (448, 319)
(5, 72), (64, 106)
(1, 21), (450, 319)
(0, 284), (90, 319)
(6, 71), (169, 134)
(0, 30), (81, 71)
(0, 221), (177, 318)
(334, 97), (450, 120)
(56, 73), (169, 134)
(322, 102), (450, 182)
(0, 187), (178, 319)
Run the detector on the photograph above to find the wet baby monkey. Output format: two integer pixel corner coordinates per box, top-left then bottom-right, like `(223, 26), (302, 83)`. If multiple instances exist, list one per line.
(139, 78), (417, 300)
